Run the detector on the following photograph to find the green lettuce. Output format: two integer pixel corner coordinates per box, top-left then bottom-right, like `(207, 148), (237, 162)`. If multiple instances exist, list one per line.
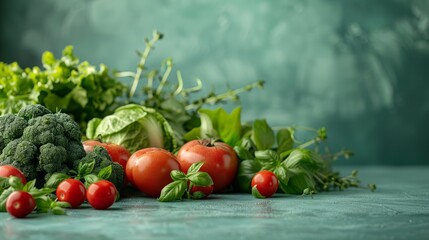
(86, 104), (177, 153)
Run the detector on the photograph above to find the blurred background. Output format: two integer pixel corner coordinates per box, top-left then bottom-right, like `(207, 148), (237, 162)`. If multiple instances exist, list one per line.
(1, 0), (428, 165)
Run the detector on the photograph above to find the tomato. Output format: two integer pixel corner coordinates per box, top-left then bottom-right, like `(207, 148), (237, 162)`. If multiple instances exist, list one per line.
(176, 139), (238, 193)
(6, 191), (36, 218)
(190, 184), (214, 199)
(83, 140), (131, 183)
(251, 170), (279, 198)
(56, 179), (86, 208)
(0, 165), (27, 184)
(126, 147), (180, 197)
(86, 180), (117, 210)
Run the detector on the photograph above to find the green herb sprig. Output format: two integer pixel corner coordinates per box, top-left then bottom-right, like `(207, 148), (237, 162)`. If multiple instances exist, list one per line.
(158, 162), (213, 202)
(115, 30), (264, 142)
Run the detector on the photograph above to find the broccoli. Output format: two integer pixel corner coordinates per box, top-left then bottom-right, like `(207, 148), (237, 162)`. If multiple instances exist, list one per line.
(0, 104), (86, 186)
(76, 146), (124, 190)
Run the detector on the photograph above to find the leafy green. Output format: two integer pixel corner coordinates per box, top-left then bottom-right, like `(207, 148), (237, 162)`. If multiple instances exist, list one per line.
(276, 128), (294, 153)
(251, 119), (275, 150)
(184, 107), (243, 146)
(0, 46), (125, 130)
(158, 180), (187, 202)
(87, 104), (177, 153)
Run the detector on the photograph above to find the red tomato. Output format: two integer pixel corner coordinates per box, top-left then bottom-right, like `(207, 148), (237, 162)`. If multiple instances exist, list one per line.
(126, 147), (180, 197)
(83, 140), (131, 184)
(176, 139), (238, 193)
(56, 179), (86, 208)
(251, 170), (279, 198)
(6, 191), (36, 218)
(86, 180), (117, 210)
(190, 184), (214, 199)
(0, 165), (27, 184)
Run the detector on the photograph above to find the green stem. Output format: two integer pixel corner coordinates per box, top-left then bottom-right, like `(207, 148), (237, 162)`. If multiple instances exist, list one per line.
(174, 71), (184, 96)
(156, 58), (173, 96)
(185, 80), (264, 110)
(297, 137), (321, 149)
(146, 71), (157, 99)
(129, 30), (162, 98)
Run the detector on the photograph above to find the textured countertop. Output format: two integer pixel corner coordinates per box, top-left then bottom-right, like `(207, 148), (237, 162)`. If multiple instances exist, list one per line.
(1, 166), (428, 240)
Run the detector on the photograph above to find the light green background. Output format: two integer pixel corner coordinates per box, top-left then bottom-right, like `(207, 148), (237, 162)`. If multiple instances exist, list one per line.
(1, 0), (428, 165)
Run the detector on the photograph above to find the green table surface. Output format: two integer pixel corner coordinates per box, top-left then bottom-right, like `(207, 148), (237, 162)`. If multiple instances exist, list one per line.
(1, 166), (428, 240)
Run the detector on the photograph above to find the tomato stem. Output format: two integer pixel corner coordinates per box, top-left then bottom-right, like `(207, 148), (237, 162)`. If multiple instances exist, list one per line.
(198, 138), (217, 147)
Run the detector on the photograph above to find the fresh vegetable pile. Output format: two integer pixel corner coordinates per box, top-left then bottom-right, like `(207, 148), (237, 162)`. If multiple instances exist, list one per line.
(0, 30), (375, 218)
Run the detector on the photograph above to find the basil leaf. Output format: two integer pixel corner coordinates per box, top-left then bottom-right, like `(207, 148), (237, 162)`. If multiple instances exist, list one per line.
(282, 149), (323, 171)
(29, 188), (56, 198)
(237, 160), (262, 192)
(251, 119), (275, 150)
(44, 173), (70, 189)
(0, 188), (14, 212)
(98, 165), (112, 180)
(272, 166), (290, 193)
(54, 201), (72, 209)
(283, 169), (316, 194)
(251, 185), (265, 199)
(52, 207), (67, 215)
(84, 174), (100, 188)
(0, 177), (10, 189)
(77, 160), (96, 179)
(187, 162), (204, 175)
(188, 172), (213, 187)
(170, 170), (186, 181)
(35, 196), (52, 213)
(276, 128), (294, 153)
(255, 150), (281, 165)
(23, 179), (36, 192)
(158, 180), (187, 202)
(198, 107), (242, 147)
(240, 137), (257, 152)
(234, 146), (254, 161)
(8, 176), (24, 190)
(190, 191), (207, 199)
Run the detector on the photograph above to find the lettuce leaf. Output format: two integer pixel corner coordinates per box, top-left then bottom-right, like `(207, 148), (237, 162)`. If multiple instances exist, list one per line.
(87, 104), (177, 153)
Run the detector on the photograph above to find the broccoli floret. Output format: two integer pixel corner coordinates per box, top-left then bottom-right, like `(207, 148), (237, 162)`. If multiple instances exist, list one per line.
(17, 104), (52, 120)
(38, 143), (69, 175)
(0, 114), (28, 150)
(76, 146), (124, 190)
(55, 112), (82, 142)
(67, 140), (87, 162)
(0, 138), (38, 180)
(0, 104), (86, 186)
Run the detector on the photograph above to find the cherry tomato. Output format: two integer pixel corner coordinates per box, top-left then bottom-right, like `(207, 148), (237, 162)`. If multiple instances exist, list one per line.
(177, 139), (238, 193)
(56, 179), (86, 208)
(251, 170), (279, 198)
(126, 147), (180, 197)
(6, 191), (36, 218)
(190, 184), (214, 199)
(86, 180), (117, 210)
(83, 140), (131, 184)
(0, 165), (27, 184)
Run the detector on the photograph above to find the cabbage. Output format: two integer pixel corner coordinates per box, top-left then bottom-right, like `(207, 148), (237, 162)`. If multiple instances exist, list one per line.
(86, 104), (177, 153)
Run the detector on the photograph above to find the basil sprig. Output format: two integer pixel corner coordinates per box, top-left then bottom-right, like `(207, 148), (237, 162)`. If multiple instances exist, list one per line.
(158, 162), (213, 202)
